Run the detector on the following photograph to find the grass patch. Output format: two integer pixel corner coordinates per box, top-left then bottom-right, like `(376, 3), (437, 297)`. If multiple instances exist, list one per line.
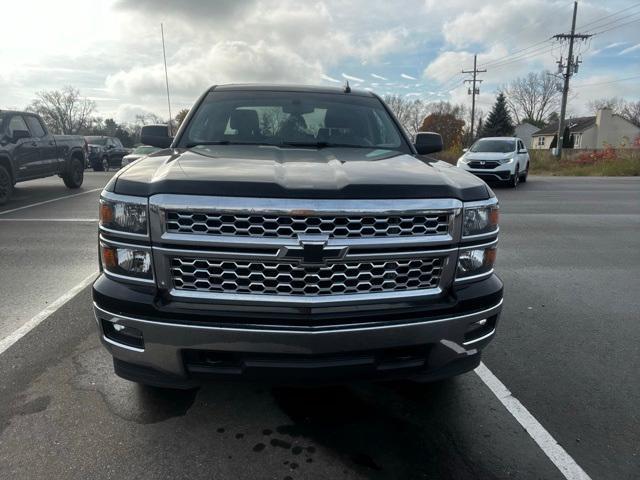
(529, 149), (640, 176)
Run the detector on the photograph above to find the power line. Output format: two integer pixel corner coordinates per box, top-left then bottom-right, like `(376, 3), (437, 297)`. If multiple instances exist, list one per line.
(584, 10), (640, 34)
(577, 2), (640, 30)
(479, 38), (553, 68)
(591, 16), (640, 36)
(572, 74), (640, 88)
(483, 44), (557, 70)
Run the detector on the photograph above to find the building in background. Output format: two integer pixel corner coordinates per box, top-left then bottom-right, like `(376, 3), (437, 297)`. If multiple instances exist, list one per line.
(531, 108), (640, 150)
(514, 122), (539, 149)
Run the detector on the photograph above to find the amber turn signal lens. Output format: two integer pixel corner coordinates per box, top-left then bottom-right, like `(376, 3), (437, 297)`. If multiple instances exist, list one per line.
(100, 202), (114, 225)
(489, 207), (499, 227)
(101, 245), (117, 269)
(484, 247), (497, 266)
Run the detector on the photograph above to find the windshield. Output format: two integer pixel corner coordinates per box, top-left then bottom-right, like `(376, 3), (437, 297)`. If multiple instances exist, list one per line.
(470, 139), (516, 153)
(85, 136), (107, 145)
(178, 90), (409, 152)
(133, 146), (158, 155)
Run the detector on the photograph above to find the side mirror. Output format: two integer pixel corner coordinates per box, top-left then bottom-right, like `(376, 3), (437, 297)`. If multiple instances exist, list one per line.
(463, 148), (469, 153)
(12, 130), (31, 142)
(141, 124), (173, 149)
(415, 132), (443, 155)
(519, 148), (527, 154)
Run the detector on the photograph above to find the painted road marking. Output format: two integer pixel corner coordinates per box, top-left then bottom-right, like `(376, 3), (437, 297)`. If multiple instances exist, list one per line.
(0, 271), (98, 356)
(475, 362), (592, 480)
(0, 188), (102, 216)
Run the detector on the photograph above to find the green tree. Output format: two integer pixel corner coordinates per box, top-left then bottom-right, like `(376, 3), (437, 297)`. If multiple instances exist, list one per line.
(175, 109), (189, 128)
(481, 93), (515, 137)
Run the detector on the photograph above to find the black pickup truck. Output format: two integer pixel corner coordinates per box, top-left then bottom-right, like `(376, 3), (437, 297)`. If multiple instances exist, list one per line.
(93, 85), (503, 388)
(0, 111), (87, 204)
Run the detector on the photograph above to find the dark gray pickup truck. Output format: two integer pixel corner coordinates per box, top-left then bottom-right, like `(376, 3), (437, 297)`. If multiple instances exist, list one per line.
(93, 85), (502, 388)
(0, 110), (87, 204)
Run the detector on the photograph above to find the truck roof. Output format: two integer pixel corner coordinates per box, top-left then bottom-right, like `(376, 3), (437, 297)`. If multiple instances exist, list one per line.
(209, 84), (375, 97)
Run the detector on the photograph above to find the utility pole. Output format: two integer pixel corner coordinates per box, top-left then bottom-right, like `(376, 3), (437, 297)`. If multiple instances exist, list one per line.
(553, 1), (592, 157)
(462, 54), (486, 143)
(161, 23), (173, 135)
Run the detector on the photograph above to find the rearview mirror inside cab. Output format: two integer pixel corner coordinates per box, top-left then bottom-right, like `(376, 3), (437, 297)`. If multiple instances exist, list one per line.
(415, 132), (443, 155)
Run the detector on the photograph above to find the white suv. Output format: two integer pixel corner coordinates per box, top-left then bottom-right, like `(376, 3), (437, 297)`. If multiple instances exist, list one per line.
(457, 137), (529, 188)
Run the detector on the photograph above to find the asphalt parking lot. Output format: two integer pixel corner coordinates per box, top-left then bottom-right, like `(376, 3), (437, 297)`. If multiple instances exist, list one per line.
(0, 173), (638, 479)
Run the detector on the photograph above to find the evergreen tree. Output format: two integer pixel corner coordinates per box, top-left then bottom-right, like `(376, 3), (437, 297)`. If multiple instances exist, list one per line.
(481, 93), (515, 137)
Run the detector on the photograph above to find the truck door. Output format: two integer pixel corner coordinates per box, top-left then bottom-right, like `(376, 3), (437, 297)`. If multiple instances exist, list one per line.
(7, 115), (41, 179)
(25, 115), (57, 175)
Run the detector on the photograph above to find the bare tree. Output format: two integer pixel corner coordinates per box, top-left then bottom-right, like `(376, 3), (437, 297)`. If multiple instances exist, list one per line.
(587, 97), (625, 114)
(27, 86), (96, 134)
(501, 71), (562, 125)
(588, 97), (640, 127)
(383, 95), (428, 138)
(621, 101), (640, 127)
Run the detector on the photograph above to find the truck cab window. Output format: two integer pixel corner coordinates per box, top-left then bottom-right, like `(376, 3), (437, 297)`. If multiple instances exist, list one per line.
(8, 116), (30, 138)
(25, 116), (46, 138)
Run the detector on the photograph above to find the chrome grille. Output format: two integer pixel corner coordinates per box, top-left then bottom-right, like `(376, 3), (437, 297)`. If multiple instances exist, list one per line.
(165, 211), (450, 238)
(170, 257), (444, 296)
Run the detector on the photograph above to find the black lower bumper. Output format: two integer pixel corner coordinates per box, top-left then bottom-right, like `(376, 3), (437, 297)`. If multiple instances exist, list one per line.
(93, 275), (503, 386)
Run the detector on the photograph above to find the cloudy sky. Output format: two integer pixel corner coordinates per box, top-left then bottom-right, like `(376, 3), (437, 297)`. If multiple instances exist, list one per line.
(1, 0), (639, 122)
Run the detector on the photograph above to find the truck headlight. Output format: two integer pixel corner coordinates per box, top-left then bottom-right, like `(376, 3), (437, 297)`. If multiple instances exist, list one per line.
(457, 246), (497, 278)
(99, 194), (148, 235)
(499, 157), (514, 164)
(462, 202), (499, 237)
(101, 243), (153, 280)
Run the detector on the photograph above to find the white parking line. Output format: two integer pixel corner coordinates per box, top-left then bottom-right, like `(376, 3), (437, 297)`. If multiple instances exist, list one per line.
(475, 362), (592, 480)
(0, 188), (102, 216)
(0, 271), (98, 356)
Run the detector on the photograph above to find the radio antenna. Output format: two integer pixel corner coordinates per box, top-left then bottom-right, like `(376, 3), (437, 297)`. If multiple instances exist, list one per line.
(161, 23), (173, 135)
(344, 80), (351, 93)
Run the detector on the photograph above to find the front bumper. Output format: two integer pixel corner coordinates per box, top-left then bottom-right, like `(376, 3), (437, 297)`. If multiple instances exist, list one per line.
(458, 163), (512, 182)
(92, 274), (503, 386)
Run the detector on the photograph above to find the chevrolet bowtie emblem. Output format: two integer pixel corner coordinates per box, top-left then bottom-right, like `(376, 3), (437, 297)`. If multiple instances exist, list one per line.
(278, 235), (347, 266)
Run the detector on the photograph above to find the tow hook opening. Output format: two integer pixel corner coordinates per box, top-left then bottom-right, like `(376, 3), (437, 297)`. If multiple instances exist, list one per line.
(102, 319), (145, 349)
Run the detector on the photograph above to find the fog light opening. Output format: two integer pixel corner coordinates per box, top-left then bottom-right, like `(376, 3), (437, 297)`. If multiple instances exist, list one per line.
(464, 315), (497, 343)
(101, 319), (144, 349)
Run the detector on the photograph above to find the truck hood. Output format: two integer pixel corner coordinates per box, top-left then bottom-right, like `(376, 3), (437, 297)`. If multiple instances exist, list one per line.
(109, 146), (490, 201)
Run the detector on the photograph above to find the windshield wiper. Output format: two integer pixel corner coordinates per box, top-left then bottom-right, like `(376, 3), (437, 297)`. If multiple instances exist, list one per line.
(278, 142), (373, 149)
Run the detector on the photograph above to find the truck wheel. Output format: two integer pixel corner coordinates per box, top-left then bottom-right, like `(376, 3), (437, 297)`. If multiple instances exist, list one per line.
(520, 163), (529, 183)
(0, 164), (13, 205)
(102, 157), (110, 172)
(63, 158), (85, 189)
(509, 166), (520, 188)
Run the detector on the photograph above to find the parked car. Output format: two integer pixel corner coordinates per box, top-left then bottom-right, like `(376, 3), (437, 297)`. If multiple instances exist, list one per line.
(93, 84), (502, 388)
(0, 110), (86, 205)
(121, 145), (161, 167)
(456, 137), (529, 187)
(85, 136), (129, 172)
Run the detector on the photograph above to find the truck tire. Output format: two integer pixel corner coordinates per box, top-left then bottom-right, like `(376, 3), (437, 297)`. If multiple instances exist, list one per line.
(0, 164), (13, 205)
(63, 157), (85, 189)
(508, 166), (520, 188)
(519, 163), (529, 183)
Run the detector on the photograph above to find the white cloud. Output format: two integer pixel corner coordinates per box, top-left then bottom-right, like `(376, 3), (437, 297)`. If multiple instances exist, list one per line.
(321, 74), (341, 83)
(371, 73), (387, 80)
(401, 73), (417, 80)
(618, 43), (640, 55)
(342, 73), (365, 82)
